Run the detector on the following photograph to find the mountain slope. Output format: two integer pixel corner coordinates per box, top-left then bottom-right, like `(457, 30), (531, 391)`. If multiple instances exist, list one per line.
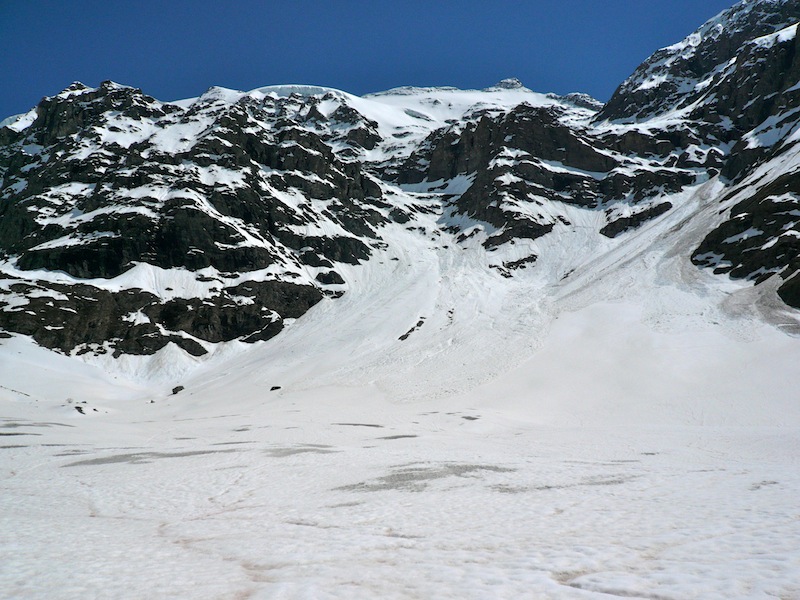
(0, 0), (799, 391)
(597, 0), (800, 305)
(4, 5), (800, 598)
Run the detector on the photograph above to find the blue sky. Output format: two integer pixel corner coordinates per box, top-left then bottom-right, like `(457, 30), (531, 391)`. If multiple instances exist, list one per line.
(1, 0), (734, 119)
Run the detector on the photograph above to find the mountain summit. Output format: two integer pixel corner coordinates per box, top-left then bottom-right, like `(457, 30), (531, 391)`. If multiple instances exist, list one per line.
(600, 0), (800, 121)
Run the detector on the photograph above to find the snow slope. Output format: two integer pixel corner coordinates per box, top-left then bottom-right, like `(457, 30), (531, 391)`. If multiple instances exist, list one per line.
(3, 0), (800, 594)
(3, 171), (800, 598)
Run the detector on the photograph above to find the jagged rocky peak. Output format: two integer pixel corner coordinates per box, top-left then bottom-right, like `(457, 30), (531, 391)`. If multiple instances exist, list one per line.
(490, 78), (525, 90)
(36, 80), (178, 135)
(64, 81), (90, 93)
(599, 0), (800, 122)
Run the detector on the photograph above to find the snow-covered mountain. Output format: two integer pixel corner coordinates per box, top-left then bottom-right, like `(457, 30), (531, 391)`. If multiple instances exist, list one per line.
(5, 3), (800, 599)
(1, 0), (799, 380)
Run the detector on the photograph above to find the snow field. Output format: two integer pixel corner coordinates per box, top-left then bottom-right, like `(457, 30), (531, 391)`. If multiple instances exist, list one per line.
(3, 173), (800, 598)
(3, 398), (799, 599)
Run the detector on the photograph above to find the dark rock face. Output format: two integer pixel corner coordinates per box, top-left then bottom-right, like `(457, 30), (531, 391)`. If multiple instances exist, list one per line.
(778, 271), (800, 308)
(397, 105), (616, 186)
(0, 83), (381, 355)
(392, 100), (704, 248)
(0, 279), (322, 356)
(601, 203), (673, 239)
(693, 172), (800, 286)
(592, 0), (800, 310)
(0, 86), (384, 278)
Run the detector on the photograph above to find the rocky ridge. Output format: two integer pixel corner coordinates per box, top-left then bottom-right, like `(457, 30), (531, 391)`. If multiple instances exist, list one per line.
(2, 0), (800, 359)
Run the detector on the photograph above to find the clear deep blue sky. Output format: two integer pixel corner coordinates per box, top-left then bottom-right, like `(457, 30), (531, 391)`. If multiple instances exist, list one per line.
(1, 0), (735, 119)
